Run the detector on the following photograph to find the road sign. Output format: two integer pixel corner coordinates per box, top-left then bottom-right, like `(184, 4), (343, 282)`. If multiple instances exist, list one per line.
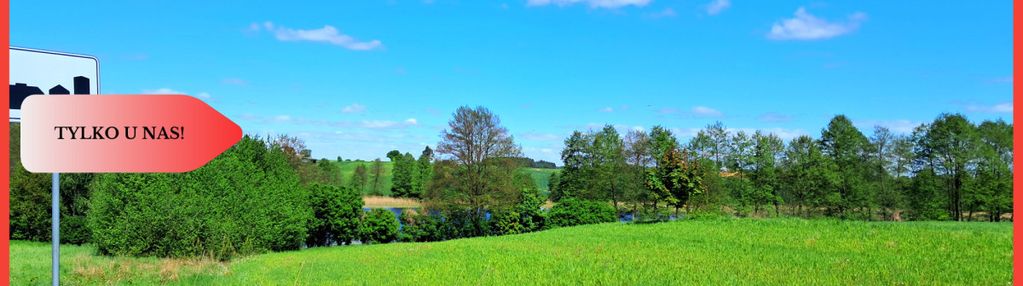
(9, 47), (99, 286)
(9, 47), (99, 121)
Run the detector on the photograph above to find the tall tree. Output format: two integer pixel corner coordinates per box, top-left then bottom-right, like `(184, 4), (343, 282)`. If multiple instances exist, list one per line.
(316, 159), (343, 187)
(706, 121), (729, 170)
(819, 115), (871, 218)
(623, 129), (653, 211)
(727, 131), (754, 177)
(919, 113), (979, 221)
(433, 106), (522, 235)
(780, 135), (836, 218)
(389, 151), (420, 198)
(556, 131), (592, 201)
(646, 147), (702, 216)
(416, 146), (435, 198)
(750, 131), (784, 216)
(350, 164), (369, 194)
(869, 126), (901, 220)
(370, 159), (385, 196)
(591, 125), (628, 215)
(973, 119), (1012, 221)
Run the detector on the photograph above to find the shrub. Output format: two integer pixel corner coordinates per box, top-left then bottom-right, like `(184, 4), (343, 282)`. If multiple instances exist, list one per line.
(547, 198), (616, 228)
(489, 210), (526, 235)
(87, 136), (312, 260)
(398, 210), (444, 242)
(10, 123), (93, 244)
(306, 184), (364, 247)
(361, 208), (399, 244)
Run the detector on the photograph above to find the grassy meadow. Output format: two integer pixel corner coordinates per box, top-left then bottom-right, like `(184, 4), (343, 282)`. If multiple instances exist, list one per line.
(336, 160), (559, 195)
(11, 218), (1012, 285)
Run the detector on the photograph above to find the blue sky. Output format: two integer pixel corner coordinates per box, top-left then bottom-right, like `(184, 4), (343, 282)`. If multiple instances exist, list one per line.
(11, 0), (1013, 163)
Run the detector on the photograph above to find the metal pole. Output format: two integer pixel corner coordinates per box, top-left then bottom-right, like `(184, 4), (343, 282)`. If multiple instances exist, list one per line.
(51, 173), (59, 286)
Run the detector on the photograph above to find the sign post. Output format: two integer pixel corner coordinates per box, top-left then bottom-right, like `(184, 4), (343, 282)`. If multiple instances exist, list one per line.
(9, 47), (99, 286)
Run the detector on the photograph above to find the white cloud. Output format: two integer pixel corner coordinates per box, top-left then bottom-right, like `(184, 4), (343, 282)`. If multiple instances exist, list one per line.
(705, 0), (730, 15)
(273, 115), (292, 122)
(404, 118), (418, 125)
(342, 103), (367, 113)
(600, 107), (615, 113)
(966, 102), (1013, 114)
(767, 7), (867, 41)
(251, 21), (382, 51)
(526, 0), (650, 9)
(691, 106), (723, 117)
(196, 92), (212, 99)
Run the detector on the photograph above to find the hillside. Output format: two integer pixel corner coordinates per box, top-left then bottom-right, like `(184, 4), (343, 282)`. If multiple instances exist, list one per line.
(335, 160), (559, 195)
(12, 219), (1011, 285)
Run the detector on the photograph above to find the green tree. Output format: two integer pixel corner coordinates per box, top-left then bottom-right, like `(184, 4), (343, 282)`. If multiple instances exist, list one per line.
(917, 113), (979, 221)
(306, 184), (364, 246)
(432, 106), (522, 236)
(623, 129), (653, 212)
(370, 158), (385, 196)
(750, 131), (784, 216)
(780, 135), (837, 218)
(647, 147), (703, 216)
(705, 121), (730, 170)
(869, 126), (902, 220)
(819, 115), (872, 219)
(360, 208), (399, 244)
(316, 158), (343, 186)
(591, 125), (628, 215)
(416, 146), (435, 198)
(973, 119), (1012, 221)
(556, 131), (592, 201)
(350, 164), (369, 194)
(390, 151), (420, 198)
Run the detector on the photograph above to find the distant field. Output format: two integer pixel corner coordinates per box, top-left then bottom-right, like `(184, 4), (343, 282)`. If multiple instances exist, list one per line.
(336, 160), (394, 195)
(335, 160), (558, 195)
(12, 219), (1011, 285)
(524, 167), (558, 193)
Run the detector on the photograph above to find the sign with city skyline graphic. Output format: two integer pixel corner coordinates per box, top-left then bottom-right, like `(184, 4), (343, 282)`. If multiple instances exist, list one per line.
(9, 47), (99, 121)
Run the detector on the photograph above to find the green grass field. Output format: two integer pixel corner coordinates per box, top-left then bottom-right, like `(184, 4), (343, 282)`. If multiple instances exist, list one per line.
(12, 219), (1011, 285)
(335, 160), (559, 195)
(524, 167), (558, 193)
(336, 160), (395, 195)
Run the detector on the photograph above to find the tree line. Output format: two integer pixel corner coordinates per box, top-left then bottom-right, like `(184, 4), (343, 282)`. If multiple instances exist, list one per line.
(549, 114), (1012, 222)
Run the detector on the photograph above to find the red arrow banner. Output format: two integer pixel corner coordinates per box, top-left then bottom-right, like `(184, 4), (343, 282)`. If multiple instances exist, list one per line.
(19, 95), (242, 173)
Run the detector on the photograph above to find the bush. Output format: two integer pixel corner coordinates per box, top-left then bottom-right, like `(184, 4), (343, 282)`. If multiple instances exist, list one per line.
(547, 198), (616, 228)
(10, 123), (93, 244)
(87, 136), (312, 260)
(306, 184), (363, 247)
(489, 210), (526, 235)
(398, 210), (444, 242)
(361, 208), (399, 244)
